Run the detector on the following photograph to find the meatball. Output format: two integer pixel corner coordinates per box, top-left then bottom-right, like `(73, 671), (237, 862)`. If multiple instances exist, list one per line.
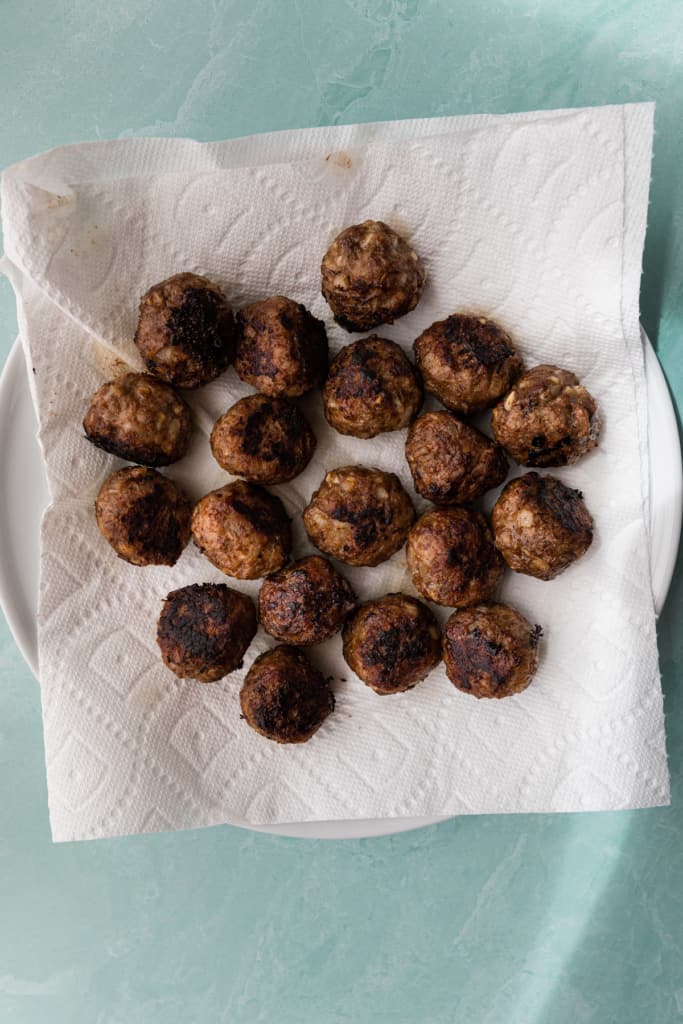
(443, 602), (542, 699)
(191, 480), (291, 579)
(491, 364), (600, 467)
(95, 466), (191, 566)
(342, 593), (441, 695)
(323, 335), (423, 439)
(321, 220), (425, 332)
(491, 472), (593, 580)
(134, 272), (236, 389)
(414, 314), (523, 414)
(405, 411), (508, 505)
(210, 394), (316, 485)
(303, 465), (415, 567)
(157, 583), (257, 682)
(259, 556), (356, 645)
(407, 507), (504, 607)
(83, 372), (192, 466)
(235, 295), (328, 397)
(240, 646), (335, 744)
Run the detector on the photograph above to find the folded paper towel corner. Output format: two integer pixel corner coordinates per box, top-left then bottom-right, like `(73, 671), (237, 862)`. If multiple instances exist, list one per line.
(1, 102), (669, 843)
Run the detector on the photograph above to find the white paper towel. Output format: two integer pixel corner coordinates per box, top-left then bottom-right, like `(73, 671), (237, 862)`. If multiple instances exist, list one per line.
(1, 104), (668, 842)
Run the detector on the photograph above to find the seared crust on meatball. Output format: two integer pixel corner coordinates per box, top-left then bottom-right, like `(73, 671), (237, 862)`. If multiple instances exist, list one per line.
(443, 602), (542, 698)
(405, 411), (508, 505)
(210, 394), (316, 484)
(321, 220), (425, 332)
(342, 593), (441, 694)
(491, 472), (593, 580)
(491, 364), (600, 467)
(414, 314), (523, 414)
(323, 335), (423, 438)
(240, 646), (335, 743)
(303, 465), (415, 567)
(191, 480), (291, 579)
(95, 466), (191, 566)
(407, 507), (504, 607)
(83, 372), (192, 466)
(236, 295), (328, 397)
(134, 272), (236, 389)
(259, 556), (356, 645)
(157, 583), (257, 682)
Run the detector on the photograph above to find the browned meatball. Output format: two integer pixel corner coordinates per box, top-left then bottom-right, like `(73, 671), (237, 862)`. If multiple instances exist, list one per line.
(414, 314), (523, 414)
(134, 272), (236, 389)
(235, 296), (328, 397)
(240, 646), (335, 743)
(321, 220), (425, 332)
(191, 480), (291, 579)
(157, 583), (257, 682)
(443, 602), (542, 698)
(259, 556), (356, 645)
(303, 465), (415, 567)
(405, 411), (508, 505)
(323, 335), (423, 439)
(407, 507), (504, 607)
(491, 472), (593, 580)
(491, 364), (600, 467)
(83, 372), (192, 467)
(210, 394), (316, 485)
(95, 466), (191, 566)
(342, 593), (441, 695)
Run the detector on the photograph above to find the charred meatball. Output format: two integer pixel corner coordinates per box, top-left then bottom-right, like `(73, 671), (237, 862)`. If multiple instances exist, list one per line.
(342, 593), (441, 695)
(157, 583), (257, 682)
(83, 372), (192, 467)
(405, 411), (508, 505)
(210, 394), (316, 485)
(134, 272), (236, 389)
(491, 472), (593, 580)
(236, 296), (328, 397)
(259, 556), (356, 645)
(407, 507), (504, 607)
(240, 646), (335, 743)
(323, 335), (423, 438)
(491, 364), (600, 467)
(95, 466), (191, 566)
(414, 314), (523, 414)
(191, 480), (291, 579)
(321, 220), (425, 332)
(303, 465), (415, 567)
(443, 602), (542, 698)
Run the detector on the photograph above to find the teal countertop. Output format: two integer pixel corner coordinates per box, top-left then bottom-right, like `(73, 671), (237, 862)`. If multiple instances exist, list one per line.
(1, 2), (682, 1022)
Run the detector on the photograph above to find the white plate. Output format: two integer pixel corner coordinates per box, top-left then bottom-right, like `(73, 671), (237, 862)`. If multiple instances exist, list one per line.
(0, 331), (680, 839)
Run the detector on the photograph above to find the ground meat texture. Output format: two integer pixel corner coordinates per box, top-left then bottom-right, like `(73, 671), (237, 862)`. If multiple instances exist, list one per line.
(342, 593), (441, 695)
(191, 480), (291, 579)
(134, 272), (236, 389)
(491, 364), (600, 467)
(323, 335), (423, 439)
(157, 583), (257, 682)
(303, 465), (415, 567)
(259, 555), (356, 645)
(405, 411), (508, 505)
(210, 394), (316, 485)
(491, 472), (593, 580)
(83, 372), (192, 466)
(235, 296), (328, 397)
(95, 466), (191, 566)
(240, 646), (335, 743)
(414, 314), (523, 415)
(443, 602), (542, 698)
(321, 220), (426, 332)
(407, 507), (504, 607)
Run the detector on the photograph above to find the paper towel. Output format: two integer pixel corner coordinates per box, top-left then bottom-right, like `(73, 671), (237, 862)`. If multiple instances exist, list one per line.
(0, 103), (668, 842)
